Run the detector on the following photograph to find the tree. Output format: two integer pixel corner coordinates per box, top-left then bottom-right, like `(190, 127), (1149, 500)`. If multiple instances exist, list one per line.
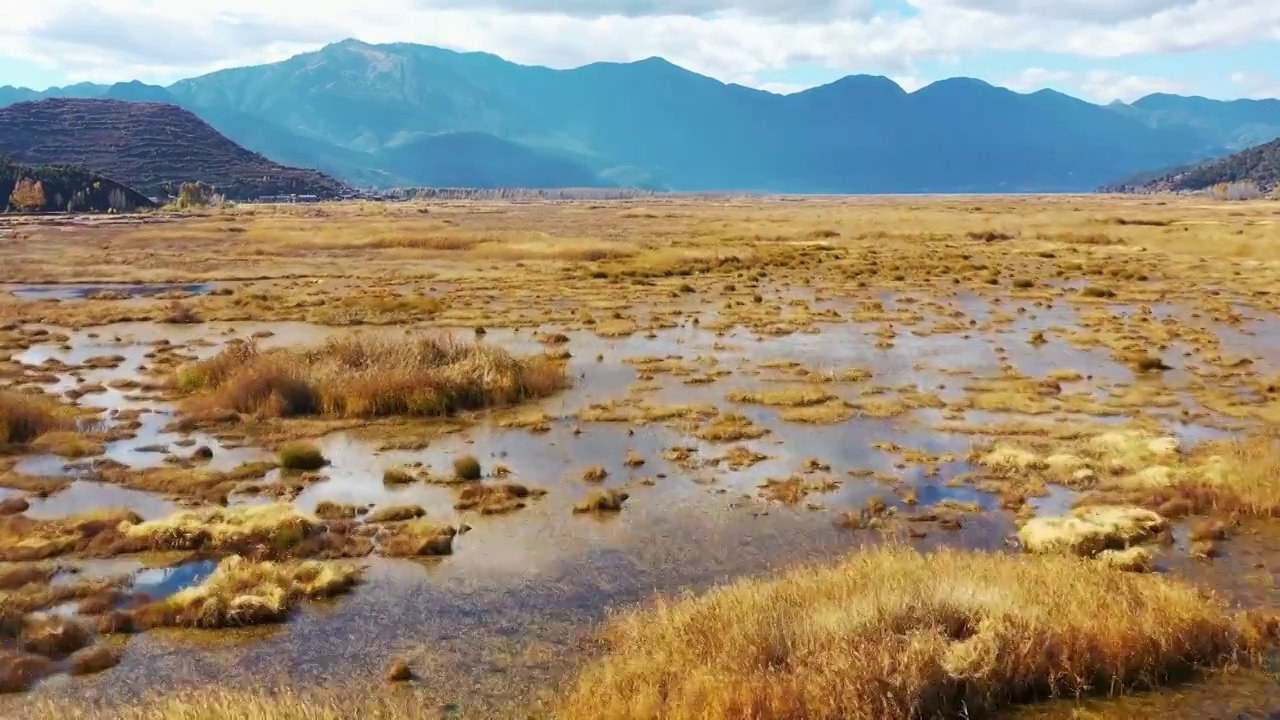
(9, 178), (46, 211)
(175, 181), (213, 209)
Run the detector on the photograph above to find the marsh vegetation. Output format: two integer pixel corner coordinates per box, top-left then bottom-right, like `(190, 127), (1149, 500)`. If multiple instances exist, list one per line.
(2, 195), (1280, 717)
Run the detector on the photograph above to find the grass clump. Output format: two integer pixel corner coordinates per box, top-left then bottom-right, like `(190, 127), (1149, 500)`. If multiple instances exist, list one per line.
(558, 546), (1267, 720)
(68, 645), (123, 676)
(365, 505), (426, 524)
(279, 443), (327, 471)
(695, 413), (770, 442)
(131, 555), (361, 629)
(452, 454), (482, 481)
(574, 489), (629, 514)
(0, 508), (141, 562)
(381, 467), (415, 486)
(178, 334), (568, 420)
(454, 482), (543, 515)
(0, 390), (74, 449)
(727, 387), (835, 407)
(121, 505), (323, 557)
(1019, 505), (1168, 558)
(380, 520), (456, 557)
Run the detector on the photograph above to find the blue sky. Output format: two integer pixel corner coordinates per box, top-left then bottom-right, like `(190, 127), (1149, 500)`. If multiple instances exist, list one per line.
(1, 0), (1277, 102)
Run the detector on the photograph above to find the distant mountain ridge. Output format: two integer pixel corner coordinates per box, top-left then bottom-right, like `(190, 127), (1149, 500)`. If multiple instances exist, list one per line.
(2, 40), (1279, 192)
(0, 98), (348, 200)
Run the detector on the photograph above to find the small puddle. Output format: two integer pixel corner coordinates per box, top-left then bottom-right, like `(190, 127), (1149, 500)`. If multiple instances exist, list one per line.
(131, 559), (218, 602)
(5, 283), (215, 301)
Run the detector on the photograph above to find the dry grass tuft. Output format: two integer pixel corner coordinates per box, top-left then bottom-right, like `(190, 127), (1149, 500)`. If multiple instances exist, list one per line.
(178, 334), (568, 420)
(453, 482), (542, 515)
(728, 387), (835, 407)
(0, 508), (141, 562)
(19, 615), (94, 660)
(121, 505), (323, 557)
(279, 443), (327, 471)
(558, 546), (1265, 720)
(365, 505), (426, 524)
(0, 650), (52, 693)
(26, 687), (430, 718)
(1019, 505), (1168, 558)
(379, 520), (457, 557)
(0, 390), (75, 449)
(68, 644), (123, 676)
(695, 413), (770, 442)
(131, 555), (361, 629)
(28, 431), (105, 459)
(574, 489), (629, 514)
(452, 454), (482, 481)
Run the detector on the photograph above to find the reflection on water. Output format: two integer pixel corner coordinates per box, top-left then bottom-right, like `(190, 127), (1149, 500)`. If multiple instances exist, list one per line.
(5, 283), (214, 302)
(2, 295), (1279, 717)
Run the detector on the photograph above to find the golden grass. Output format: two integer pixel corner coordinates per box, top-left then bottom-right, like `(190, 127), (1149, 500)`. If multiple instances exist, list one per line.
(177, 334), (568, 420)
(0, 508), (141, 561)
(121, 505), (323, 557)
(131, 555), (361, 629)
(26, 687), (431, 719)
(558, 546), (1268, 720)
(0, 390), (74, 449)
(379, 519), (457, 557)
(727, 387), (835, 407)
(694, 413), (770, 442)
(453, 482), (544, 515)
(574, 489), (629, 513)
(1019, 505), (1168, 558)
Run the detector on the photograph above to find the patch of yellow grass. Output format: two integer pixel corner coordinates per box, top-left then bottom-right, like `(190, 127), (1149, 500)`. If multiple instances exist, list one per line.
(132, 555), (361, 629)
(558, 546), (1267, 720)
(779, 400), (855, 425)
(694, 413), (770, 442)
(27, 687), (427, 719)
(178, 334), (568, 419)
(1019, 505), (1168, 557)
(727, 387), (835, 407)
(379, 519), (457, 557)
(122, 505), (323, 555)
(0, 390), (75, 449)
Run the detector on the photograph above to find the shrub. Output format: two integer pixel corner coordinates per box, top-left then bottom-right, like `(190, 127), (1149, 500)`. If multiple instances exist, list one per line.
(279, 443), (326, 471)
(452, 455), (482, 481)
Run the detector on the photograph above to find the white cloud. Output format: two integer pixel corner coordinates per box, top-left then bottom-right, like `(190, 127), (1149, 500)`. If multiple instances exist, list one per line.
(1077, 70), (1187, 102)
(1001, 67), (1188, 102)
(1229, 72), (1280, 100)
(0, 0), (1277, 93)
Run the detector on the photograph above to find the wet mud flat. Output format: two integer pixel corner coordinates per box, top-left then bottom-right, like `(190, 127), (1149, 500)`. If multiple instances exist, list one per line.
(2, 195), (1280, 718)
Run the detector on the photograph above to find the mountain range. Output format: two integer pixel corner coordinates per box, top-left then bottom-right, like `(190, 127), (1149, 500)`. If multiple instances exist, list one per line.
(2, 40), (1279, 193)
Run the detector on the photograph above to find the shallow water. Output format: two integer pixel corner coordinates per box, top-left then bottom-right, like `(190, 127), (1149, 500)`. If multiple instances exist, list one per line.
(4, 282), (214, 302)
(3, 292), (1280, 716)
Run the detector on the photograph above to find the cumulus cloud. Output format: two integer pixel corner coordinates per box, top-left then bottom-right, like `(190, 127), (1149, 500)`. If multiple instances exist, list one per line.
(414, 0), (874, 21)
(1002, 67), (1187, 102)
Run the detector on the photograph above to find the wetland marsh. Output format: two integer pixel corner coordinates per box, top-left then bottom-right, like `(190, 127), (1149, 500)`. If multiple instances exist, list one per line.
(2, 195), (1279, 718)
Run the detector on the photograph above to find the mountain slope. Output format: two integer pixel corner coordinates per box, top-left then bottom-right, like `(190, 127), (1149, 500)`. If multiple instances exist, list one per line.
(6, 41), (1280, 193)
(376, 132), (606, 188)
(161, 40), (1242, 193)
(1108, 137), (1280, 194)
(0, 98), (348, 199)
(1, 156), (154, 212)
(1113, 94), (1280, 152)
